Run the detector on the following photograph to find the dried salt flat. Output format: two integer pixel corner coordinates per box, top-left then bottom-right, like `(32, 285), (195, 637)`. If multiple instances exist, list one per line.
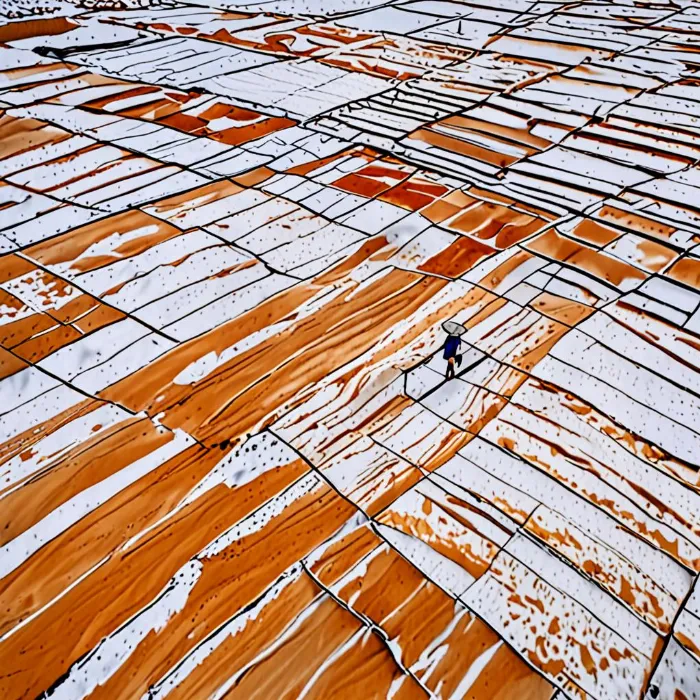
(32, 99), (239, 169)
(314, 55), (529, 153)
(371, 400), (473, 470)
(675, 606), (700, 662)
(0, 49), (85, 91)
(318, 435), (422, 515)
(6, 466), (350, 700)
(134, 250), (267, 330)
(32, 76), (148, 110)
(197, 58), (391, 121)
(124, 131), (234, 170)
(461, 538), (655, 699)
(603, 232), (678, 275)
(338, 197), (411, 235)
(458, 438), (693, 600)
(513, 147), (653, 201)
(627, 267), (698, 316)
(496, 168), (606, 216)
(93, 241), (252, 312)
(0, 234), (16, 254)
(263, 179), (355, 221)
(0, 380), (92, 449)
(262, 222), (367, 277)
(0, 363), (61, 418)
(0, 113), (97, 177)
(140, 179), (259, 230)
(387, 224), (455, 270)
(67, 35), (281, 88)
(68, 331), (173, 393)
(544, 326), (690, 437)
(0, 180), (62, 232)
(103, 5), (307, 43)
(375, 521), (475, 598)
(317, 526), (554, 699)
(333, 4), (451, 34)
(70, 228), (227, 298)
(231, 201), (335, 251)
(322, 32), (469, 84)
(216, 126), (350, 178)
(162, 272), (296, 342)
(542, 329), (700, 457)
(262, 131), (352, 174)
(420, 375), (506, 433)
(581, 306), (700, 392)
(508, 377), (700, 547)
(510, 531), (659, 657)
(436, 452), (539, 526)
(543, 266), (620, 307)
(312, 91), (447, 148)
(481, 399), (700, 567)
(206, 0), (401, 16)
(272, 369), (408, 465)
(6, 102), (123, 142)
(193, 147), (273, 179)
(510, 16), (657, 55)
(5, 141), (154, 192)
(413, 17), (512, 52)
(487, 30), (616, 67)
(37, 317), (150, 379)
(2, 133), (210, 217)
(614, 86), (700, 137)
(525, 504), (682, 633)
(647, 639), (700, 700)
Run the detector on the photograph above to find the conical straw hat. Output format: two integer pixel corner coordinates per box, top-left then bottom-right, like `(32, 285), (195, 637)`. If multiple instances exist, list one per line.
(442, 320), (466, 336)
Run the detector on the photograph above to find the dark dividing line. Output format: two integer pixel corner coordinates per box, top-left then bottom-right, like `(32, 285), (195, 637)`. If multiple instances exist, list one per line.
(299, 561), (433, 698)
(0, 343), (138, 417)
(345, 98), (438, 124)
(473, 519), (660, 665)
(642, 573), (700, 698)
(4, 411), (153, 494)
(387, 421), (687, 656)
(376, 87), (457, 112)
(369, 356), (529, 521)
(377, 241), (700, 488)
(406, 352), (489, 403)
(32, 37), (147, 61)
(0, 109), (222, 214)
(144, 563), (307, 699)
(15, 251), (179, 344)
(268, 428), (372, 520)
(478, 478), (663, 674)
(614, 288), (695, 319)
(471, 433), (698, 579)
(521, 244), (631, 295)
(521, 352), (700, 494)
(366, 511), (571, 696)
(546, 343), (700, 448)
(428, 453), (532, 528)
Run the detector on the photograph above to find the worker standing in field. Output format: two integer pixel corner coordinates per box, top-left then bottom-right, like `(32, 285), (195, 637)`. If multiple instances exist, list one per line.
(442, 320), (466, 380)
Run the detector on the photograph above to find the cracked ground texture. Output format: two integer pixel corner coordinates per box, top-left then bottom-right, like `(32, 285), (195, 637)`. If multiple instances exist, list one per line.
(1, 0), (700, 698)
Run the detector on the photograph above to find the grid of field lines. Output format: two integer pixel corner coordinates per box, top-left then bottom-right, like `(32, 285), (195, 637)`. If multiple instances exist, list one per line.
(2, 0), (700, 697)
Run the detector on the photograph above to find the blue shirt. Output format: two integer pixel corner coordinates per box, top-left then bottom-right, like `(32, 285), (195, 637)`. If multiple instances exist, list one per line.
(443, 335), (461, 359)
